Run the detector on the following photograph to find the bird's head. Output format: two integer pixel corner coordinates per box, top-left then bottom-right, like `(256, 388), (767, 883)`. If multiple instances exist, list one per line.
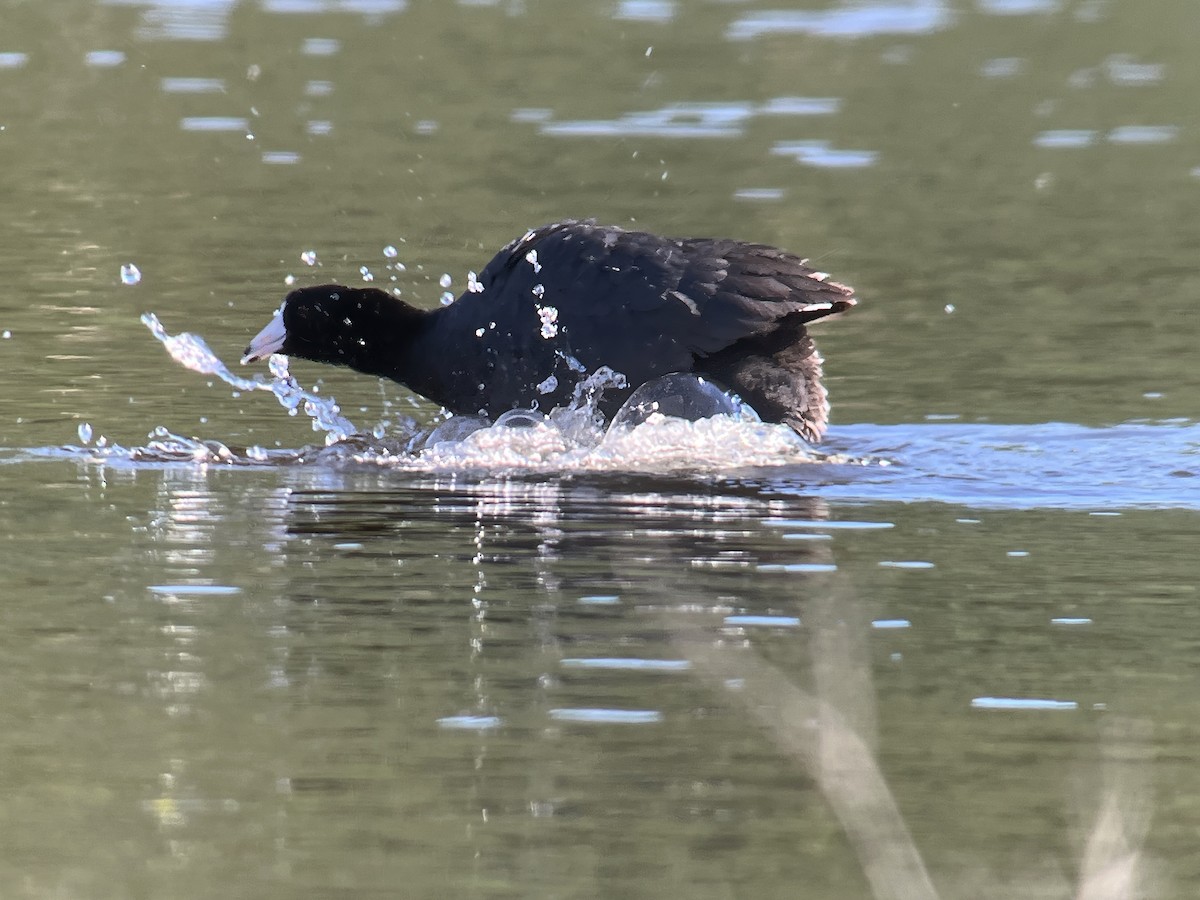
(242, 284), (398, 370)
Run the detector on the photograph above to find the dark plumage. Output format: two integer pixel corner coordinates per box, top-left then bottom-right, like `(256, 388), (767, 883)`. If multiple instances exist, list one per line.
(242, 220), (857, 442)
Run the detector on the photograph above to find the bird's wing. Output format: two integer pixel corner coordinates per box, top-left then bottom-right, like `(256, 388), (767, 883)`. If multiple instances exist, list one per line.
(669, 238), (857, 354)
(470, 220), (856, 366)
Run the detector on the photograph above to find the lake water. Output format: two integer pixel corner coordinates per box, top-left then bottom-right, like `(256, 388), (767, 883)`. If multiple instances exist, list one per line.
(2, 1), (1198, 897)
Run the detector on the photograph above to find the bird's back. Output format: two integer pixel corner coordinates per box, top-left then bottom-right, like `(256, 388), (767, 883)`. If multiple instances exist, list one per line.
(437, 220), (856, 438)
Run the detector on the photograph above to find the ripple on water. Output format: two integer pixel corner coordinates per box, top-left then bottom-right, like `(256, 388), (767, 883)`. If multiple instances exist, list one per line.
(560, 658), (691, 672)
(765, 519), (895, 530)
(149, 584), (242, 596)
(437, 715), (502, 730)
(770, 141), (878, 168)
(180, 117), (250, 132)
(726, 4), (953, 40)
(549, 709), (663, 724)
(1108, 125), (1178, 145)
(970, 697), (1078, 711)
(85, 50), (126, 67)
(977, 0), (1060, 14)
(723, 615), (802, 627)
(1033, 129), (1096, 148)
(161, 77), (225, 94)
(754, 563), (837, 573)
(613, 0), (676, 23)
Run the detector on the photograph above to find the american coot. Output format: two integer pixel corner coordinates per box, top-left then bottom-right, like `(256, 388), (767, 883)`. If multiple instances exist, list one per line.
(242, 220), (857, 442)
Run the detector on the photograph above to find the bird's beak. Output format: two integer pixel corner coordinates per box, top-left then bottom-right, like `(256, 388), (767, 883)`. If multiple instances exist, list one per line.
(241, 311), (288, 364)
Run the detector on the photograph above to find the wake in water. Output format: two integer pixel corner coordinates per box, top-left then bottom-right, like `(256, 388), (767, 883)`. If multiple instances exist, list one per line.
(63, 313), (854, 473)
(47, 315), (1200, 508)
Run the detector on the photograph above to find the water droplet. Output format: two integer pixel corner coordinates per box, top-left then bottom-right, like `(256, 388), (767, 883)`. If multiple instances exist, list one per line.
(77, 422), (93, 444)
(475, 327), (485, 337)
(300, 250), (318, 266)
(439, 273), (452, 288)
(1, 330), (10, 339)
(944, 303), (955, 313)
(284, 274), (295, 286)
(120, 263), (142, 285)
(440, 292), (454, 306)
(383, 245), (398, 259)
(525, 249), (542, 273)
(538, 305), (559, 339)
(532, 284), (545, 299)
(360, 265), (374, 282)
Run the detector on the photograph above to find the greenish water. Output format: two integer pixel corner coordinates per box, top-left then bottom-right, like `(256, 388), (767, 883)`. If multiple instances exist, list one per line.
(1, 1), (1198, 897)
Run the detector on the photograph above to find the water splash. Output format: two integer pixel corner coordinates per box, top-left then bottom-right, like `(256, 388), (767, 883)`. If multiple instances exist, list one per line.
(140, 312), (356, 443)
(98, 313), (839, 472)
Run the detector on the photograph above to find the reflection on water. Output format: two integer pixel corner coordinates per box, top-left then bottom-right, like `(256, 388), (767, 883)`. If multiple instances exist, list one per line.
(2, 457), (1181, 895)
(538, 99), (839, 140)
(726, 2), (954, 40)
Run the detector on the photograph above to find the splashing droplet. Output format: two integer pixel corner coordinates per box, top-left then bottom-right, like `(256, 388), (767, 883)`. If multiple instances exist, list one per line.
(300, 250), (318, 266)
(77, 422), (93, 444)
(120, 263), (142, 285)
(383, 245), (398, 259)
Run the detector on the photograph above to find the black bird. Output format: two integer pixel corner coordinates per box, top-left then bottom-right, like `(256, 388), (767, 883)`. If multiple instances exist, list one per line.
(242, 220), (857, 442)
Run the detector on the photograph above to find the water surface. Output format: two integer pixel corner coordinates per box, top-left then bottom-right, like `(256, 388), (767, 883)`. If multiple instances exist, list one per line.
(1, 1), (1197, 896)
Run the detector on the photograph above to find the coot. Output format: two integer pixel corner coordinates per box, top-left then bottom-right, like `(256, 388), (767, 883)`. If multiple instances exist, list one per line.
(242, 220), (857, 442)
